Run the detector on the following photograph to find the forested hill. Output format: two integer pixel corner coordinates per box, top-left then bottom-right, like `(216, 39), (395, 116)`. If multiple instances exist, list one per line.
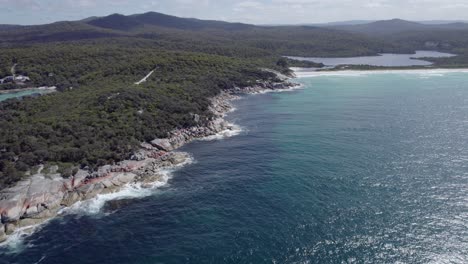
(328, 19), (468, 35)
(319, 19), (468, 65)
(0, 12), (404, 57)
(88, 12), (253, 31)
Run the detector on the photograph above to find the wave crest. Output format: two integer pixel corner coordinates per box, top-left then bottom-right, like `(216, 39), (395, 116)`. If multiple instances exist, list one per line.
(0, 155), (195, 251)
(60, 154), (195, 216)
(199, 122), (243, 141)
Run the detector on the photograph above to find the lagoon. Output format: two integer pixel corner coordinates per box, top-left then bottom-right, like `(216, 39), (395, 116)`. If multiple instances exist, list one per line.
(0, 88), (56, 102)
(288, 50), (456, 67)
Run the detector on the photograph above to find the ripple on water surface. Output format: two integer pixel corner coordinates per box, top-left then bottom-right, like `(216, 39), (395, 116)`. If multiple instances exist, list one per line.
(2, 73), (468, 263)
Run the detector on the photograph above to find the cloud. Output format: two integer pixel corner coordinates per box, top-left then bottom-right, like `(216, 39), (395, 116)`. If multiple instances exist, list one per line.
(236, 1), (262, 8)
(1, 0), (468, 25)
(0, 0), (42, 10)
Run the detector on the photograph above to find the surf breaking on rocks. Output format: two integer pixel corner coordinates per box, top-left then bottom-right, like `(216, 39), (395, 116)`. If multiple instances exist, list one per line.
(0, 75), (299, 248)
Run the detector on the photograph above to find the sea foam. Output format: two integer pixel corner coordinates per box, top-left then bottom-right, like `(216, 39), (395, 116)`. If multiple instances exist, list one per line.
(198, 122), (243, 141)
(200, 85), (305, 141)
(0, 154), (195, 251)
(60, 154), (195, 216)
(255, 84), (304, 94)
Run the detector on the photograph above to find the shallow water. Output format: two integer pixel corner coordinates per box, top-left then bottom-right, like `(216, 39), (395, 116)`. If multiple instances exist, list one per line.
(288, 50), (456, 67)
(0, 89), (50, 102)
(2, 71), (468, 263)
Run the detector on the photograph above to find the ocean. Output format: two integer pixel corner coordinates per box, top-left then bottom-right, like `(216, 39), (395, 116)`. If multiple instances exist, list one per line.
(1, 70), (468, 263)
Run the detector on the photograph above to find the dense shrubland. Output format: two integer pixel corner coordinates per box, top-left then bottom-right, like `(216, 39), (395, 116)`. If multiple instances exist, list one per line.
(0, 42), (281, 188)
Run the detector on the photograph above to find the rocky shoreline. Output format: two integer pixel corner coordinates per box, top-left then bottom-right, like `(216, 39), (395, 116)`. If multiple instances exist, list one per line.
(0, 79), (298, 244)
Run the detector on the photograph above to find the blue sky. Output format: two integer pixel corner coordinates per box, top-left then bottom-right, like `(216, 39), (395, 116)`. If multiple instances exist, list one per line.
(1, 0), (468, 25)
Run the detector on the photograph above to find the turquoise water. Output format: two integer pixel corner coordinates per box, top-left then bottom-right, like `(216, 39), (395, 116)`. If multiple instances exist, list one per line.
(0, 90), (48, 102)
(2, 71), (468, 263)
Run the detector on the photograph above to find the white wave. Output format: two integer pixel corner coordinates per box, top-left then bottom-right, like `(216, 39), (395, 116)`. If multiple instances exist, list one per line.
(34, 255), (47, 264)
(60, 184), (156, 216)
(200, 85), (302, 142)
(223, 106), (237, 116)
(0, 222), (47, 252)
(0, 154), (195, 251)
(228, 106), (237, 113)
(291, 67), (468, 78)
(254, 84), (304, 94)
(199, 122), (243, 141)
(60, 154), (195, 216)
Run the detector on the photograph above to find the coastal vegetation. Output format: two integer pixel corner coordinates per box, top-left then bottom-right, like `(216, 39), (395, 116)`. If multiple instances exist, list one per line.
(2, 12), (468, 188)
(0, 42), (282, 188)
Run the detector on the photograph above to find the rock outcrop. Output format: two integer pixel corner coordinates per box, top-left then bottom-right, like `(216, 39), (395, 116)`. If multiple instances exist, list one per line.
(0, 79), (298, 243)
(0, 224), (5, 242)
(0, 151), (190, 243)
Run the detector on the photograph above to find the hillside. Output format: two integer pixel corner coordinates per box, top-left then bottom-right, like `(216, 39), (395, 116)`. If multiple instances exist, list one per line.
(0, 24), (21, 30)
(0, 21), (122, 43)
(0, 13), (405, 58)
(322, 19), (468, 60)
(87, 12), (253, 31)
(87, 14), (142, 31)
(327, 19), (468, 36)
(330, 19), (425, 35)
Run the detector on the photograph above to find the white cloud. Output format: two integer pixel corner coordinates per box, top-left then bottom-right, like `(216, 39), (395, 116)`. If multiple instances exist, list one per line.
(236, 1), (262, 8)
(1, 0), (468, 25)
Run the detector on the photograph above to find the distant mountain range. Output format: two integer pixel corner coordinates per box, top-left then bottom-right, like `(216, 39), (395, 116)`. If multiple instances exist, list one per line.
(322, 19), (468, 35)
(305, 19), (468, 27)
(0, 24), (22, 30)
(0, 12), (258, 43)
(0, 11), (406, 58)
(418, 20), (468, 25)
(2, 12), (468, 57)
(4, 15), (468, 32)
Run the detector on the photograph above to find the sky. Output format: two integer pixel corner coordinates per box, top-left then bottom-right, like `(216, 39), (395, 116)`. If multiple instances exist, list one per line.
(1, 0), (468, 25)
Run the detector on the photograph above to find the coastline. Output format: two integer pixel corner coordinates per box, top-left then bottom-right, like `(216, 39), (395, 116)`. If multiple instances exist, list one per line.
(1, 66), (463, 245)
(291, 67), (468, 78)
(0, 77), (299, 245)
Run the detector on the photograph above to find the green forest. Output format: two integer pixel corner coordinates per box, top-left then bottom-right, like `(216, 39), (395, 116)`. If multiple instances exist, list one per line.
(0, 40), (286, 188)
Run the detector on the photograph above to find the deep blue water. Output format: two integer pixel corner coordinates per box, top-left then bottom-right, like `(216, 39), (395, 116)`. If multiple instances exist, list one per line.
(2, 71), (468, 263)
